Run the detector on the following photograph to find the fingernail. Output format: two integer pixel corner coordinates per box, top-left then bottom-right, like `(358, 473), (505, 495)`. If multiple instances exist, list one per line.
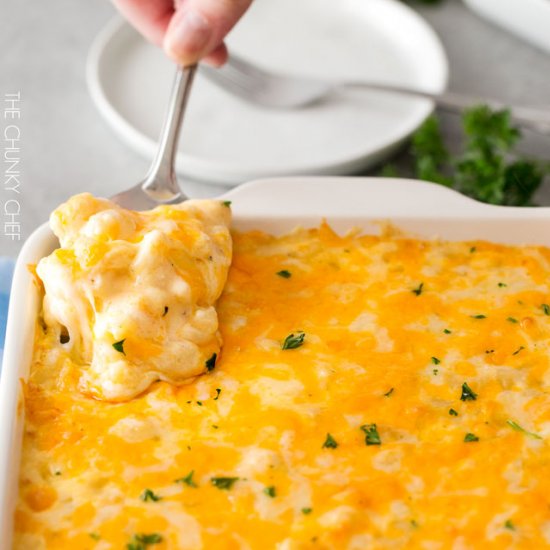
(165, 10), (212, 61)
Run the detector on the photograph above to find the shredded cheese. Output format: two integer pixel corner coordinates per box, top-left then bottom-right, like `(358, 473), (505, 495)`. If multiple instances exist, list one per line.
(15, 219), (550, 548)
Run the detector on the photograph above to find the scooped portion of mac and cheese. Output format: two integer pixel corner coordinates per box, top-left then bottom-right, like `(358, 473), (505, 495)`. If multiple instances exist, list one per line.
(35, 193), (232, 401)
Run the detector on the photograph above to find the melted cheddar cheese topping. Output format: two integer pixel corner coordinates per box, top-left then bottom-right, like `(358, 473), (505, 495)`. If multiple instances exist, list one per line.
(35, 193), (231, 401)
(15, 222), (550, 549)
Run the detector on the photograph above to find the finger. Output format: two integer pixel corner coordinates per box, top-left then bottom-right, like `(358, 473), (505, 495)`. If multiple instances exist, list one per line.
(202, 43), (228, 67)
(163, 0), (253, 66)
(111, 0), (174, 45)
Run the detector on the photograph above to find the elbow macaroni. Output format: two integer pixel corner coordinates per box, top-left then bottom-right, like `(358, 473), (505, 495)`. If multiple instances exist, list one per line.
(36, 193), (232, 401)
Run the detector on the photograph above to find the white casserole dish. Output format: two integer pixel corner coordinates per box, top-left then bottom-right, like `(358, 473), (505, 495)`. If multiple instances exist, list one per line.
(3, 176), (550, 545)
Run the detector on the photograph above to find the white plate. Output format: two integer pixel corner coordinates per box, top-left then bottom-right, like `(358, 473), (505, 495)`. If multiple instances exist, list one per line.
(2, 177), (550, 544)
(87, 0), (448, 186)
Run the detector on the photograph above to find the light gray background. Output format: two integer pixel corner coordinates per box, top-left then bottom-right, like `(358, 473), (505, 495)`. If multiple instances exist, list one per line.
(2, 0), (550, 257)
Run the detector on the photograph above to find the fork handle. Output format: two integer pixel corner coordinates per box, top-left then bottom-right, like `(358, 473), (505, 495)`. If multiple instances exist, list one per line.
(142, 65), (197, 200)
(344, 82), (550, 135)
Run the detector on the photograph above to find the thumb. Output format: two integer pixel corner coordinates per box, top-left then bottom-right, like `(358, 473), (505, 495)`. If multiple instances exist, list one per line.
(163, 0), (253, 66)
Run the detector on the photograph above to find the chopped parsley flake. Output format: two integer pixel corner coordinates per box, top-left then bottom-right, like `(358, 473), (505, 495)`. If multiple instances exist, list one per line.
(322, 433), (338, 449)
(464, 432), (479, 443)
(412, 282), (424, 296)
(89, 532), (100, 541)
(112, 339), (126, 354)
(276, 270), (292, 278)
(282, 332), (305, 350)
(222, 200), (232, 207)
(383, 387), (394, 397)
(361, 424), (381, 446)
(431, 356), (441, 365)
(443, 328), (452, 334)
(449, 408), (458, 416)
(498, 282), (507, 288)
(460, 382), (478, 401)
(506, 419), (542, 440)
(205, 353), (217, 371)
(470, 314), (487, 319)
(411, 519), (419, 528)
(175, 470), (197, 487)
(302, 507), (313, 515)
(264, 486), (276, 497)
(542, 304), (550, 316)
(506, 317), (518, 323)
(512, 346), (525, 356)
(211, 477), (239, 490)
(214, 388), (221, 400)
(140, 488), (161, 502)
(433, 369), (439, 376)
(196, 401), (203, 406)
(126, 533), (162, 550)
(469, 246), (477, 253)
(504, 519), (515, 531)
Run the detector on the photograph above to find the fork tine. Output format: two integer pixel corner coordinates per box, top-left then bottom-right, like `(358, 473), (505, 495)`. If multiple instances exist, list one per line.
(224, 53), (279, 80)
(200, 66), (268, 102)
(200, 65), (280, 107)
(200, 53), (331, 109)
(219, 60), (263, 84)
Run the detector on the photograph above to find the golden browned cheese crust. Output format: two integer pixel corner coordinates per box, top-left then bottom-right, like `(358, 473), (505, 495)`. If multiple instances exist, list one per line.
(15, 222), (550, 549)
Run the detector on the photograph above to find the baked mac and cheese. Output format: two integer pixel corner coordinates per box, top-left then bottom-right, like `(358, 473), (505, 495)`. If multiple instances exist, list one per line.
(14, 203), (550, 548)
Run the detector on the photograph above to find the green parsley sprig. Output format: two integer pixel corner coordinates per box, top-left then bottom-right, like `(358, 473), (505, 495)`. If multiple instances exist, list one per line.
(282, 332), (305, 350)
(175, 470), (197, 487)
(211, 477), (239, 490)
(140, 488), (161, 502)
(383, 105), (548, 206)
(126, 533), (162, 550)
(506, 419), (542, 440)
(460, 382), (478, 401)
(112, 339), (126, 354)
(361, 424), (382, 446)
(205, 353), (217, 371)
(322, 433), (338, 449)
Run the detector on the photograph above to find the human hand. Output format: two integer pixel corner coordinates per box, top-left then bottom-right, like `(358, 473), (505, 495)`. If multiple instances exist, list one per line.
(112, 0), (253, 66)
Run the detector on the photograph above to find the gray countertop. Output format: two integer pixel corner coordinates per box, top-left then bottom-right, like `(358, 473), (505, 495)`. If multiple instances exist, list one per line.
(2, 0), (550, 257)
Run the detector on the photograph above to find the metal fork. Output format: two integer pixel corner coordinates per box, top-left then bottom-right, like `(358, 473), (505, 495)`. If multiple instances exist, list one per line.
(110, 65), (197, 210)
(200, 54), (550, 134)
